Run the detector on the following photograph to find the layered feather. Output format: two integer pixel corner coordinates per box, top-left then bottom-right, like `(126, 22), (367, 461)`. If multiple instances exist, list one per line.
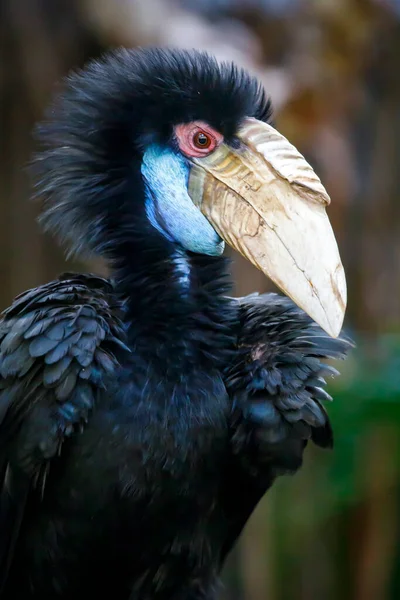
(226, 293), (353, 474)
(0, 273), (129, 590)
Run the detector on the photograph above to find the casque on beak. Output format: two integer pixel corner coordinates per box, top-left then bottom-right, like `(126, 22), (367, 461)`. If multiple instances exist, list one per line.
(188, 117), (347, 338)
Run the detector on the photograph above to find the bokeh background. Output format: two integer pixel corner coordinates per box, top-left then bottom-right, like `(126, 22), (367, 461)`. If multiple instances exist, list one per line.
(1, 0), (400, 598)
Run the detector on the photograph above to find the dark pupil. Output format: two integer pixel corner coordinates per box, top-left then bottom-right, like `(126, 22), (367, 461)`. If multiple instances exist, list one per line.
(197, 133), (208, 145)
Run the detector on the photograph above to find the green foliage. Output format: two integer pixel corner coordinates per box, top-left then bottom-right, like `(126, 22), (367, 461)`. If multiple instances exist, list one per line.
(326, 334), (400, 505)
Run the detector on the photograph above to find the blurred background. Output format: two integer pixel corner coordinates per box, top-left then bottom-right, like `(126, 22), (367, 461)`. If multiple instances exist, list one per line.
(1, 0), (400, 598)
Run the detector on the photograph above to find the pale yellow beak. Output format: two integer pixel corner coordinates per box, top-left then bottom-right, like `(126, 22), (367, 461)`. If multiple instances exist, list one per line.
(188, 117), (347, 338)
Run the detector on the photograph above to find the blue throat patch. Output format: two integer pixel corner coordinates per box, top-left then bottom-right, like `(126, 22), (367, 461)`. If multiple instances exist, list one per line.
(141, 145), (225, 257)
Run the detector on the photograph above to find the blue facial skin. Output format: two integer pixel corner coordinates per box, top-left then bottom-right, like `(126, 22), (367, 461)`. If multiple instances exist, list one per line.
(142, 145), (225, 257)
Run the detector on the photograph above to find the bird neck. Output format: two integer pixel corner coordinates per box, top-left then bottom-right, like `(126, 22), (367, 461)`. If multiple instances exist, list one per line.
(112, 245), (236, 371)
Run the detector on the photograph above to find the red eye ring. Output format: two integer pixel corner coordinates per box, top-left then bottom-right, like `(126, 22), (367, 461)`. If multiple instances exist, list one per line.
(175, 121), (223, 158)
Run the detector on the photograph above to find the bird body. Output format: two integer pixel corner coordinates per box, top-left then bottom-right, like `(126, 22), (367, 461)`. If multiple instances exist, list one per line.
(0, 48), (351, 598)
(0, 272), (226, 597)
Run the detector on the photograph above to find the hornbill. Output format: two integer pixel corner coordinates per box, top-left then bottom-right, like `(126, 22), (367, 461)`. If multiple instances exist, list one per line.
(0, 48), (351, 599)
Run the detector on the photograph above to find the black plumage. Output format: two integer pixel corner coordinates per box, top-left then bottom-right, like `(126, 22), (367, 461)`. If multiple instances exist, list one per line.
(0, 48), (352, 599)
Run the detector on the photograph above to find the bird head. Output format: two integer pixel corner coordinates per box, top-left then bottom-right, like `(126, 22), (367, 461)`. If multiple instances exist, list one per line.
(34, 47), (346, 338)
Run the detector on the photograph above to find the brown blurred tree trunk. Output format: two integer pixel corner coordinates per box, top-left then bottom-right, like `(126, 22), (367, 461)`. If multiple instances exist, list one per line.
(0, 0), (104, 310)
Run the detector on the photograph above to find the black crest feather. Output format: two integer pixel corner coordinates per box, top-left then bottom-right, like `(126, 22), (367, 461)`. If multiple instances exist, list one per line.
(32, 47), (272, 258)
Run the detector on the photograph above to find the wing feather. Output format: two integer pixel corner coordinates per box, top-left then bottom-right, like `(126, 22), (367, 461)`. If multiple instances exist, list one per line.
(226, 293), (353, 453)
(0, 272), (129, 592)
(220, 293), (353, 565)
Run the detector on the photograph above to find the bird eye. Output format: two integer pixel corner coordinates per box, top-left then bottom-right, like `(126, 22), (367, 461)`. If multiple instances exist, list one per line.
(175, 121), (222, 158)
(193, 131), (211, 149)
